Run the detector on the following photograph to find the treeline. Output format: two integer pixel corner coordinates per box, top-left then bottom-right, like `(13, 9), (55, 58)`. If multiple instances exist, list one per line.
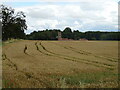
(26, 27), (120, 41)
(1, 5), (120, 41)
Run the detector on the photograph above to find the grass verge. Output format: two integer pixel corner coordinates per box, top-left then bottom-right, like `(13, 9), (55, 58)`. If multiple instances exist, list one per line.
(50, 72), (118, 88)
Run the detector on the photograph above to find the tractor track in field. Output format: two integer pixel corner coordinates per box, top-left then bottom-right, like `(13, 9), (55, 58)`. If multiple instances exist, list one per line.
(2, 53), (18, 70)
(53, 43), (117, 63)
(23, 45), (31, 56)
(40, 42), (114, 67)
(35, 42), (52, 56)
(19, 70), (51, 87)
(3, 44), (49, 87)
(65, 46), (118, 62)
(2, 53), (50, 87)
(38, 41), (115, 70)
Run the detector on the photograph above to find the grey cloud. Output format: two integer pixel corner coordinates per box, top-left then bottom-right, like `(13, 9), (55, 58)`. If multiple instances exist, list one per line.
(15, 1), (118, 34)
(26, 7), (56, 19)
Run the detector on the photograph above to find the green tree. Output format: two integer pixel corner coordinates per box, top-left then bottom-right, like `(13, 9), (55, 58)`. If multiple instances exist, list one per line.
(62, 27), (73, 39)
(100, 32), (120, 40)
(1, 5), (27, 40)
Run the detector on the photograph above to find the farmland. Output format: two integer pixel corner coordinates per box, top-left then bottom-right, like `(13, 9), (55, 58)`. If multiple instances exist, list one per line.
(2, 40), (119, 88)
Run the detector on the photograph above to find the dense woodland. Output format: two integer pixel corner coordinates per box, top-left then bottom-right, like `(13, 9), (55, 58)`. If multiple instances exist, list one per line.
(26, 28), (120, 40)
(1, 5), (120, 41)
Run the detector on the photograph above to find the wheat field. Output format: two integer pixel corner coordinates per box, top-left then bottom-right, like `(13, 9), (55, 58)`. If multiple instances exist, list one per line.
(2, 40), (119, 88)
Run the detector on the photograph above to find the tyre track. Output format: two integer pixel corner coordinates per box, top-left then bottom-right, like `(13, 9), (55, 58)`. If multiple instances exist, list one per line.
(67, 46), (117, 62)
(23, 44), (31, 56)
(2, 53), (18, 70)
(2, 53), (50, 87)
(39, 41), (115, 70)
(19, 70), (50, 87)
(35, 42), (52, 56)
(3, 42), (49, 86)
(53, 42), (117, 63)
(40, 42), (114, 67)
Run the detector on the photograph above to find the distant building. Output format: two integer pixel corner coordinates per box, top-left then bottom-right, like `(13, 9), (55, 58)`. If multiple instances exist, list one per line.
(58, 32), (71, 41)
(58, 32), (62, 40)
(79, 38), (88, 41)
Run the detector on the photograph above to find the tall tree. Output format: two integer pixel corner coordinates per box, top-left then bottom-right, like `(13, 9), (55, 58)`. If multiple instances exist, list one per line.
(0, 5), (27, 40)
(62, 27), (73, 39)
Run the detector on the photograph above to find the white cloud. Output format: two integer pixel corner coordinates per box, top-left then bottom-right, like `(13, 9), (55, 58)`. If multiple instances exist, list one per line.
(11, 0), (119, 34)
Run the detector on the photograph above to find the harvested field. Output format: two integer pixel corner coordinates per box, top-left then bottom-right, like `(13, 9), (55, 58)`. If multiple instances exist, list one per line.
(2, 40), (119, 88)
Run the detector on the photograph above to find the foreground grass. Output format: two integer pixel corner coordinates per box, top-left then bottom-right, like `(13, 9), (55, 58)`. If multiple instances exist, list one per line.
(50, 71), (118, 88)
(2, 79), (19, 88)
(2, 39), (22, 46)
(2, 70), (118, 88)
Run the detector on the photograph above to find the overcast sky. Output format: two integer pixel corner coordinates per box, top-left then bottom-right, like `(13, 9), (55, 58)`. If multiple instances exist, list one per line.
(1, 0), (119, 34)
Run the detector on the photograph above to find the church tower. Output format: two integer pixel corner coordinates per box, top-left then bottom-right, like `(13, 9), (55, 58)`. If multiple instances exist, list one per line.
(58, 32), (62, 40)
